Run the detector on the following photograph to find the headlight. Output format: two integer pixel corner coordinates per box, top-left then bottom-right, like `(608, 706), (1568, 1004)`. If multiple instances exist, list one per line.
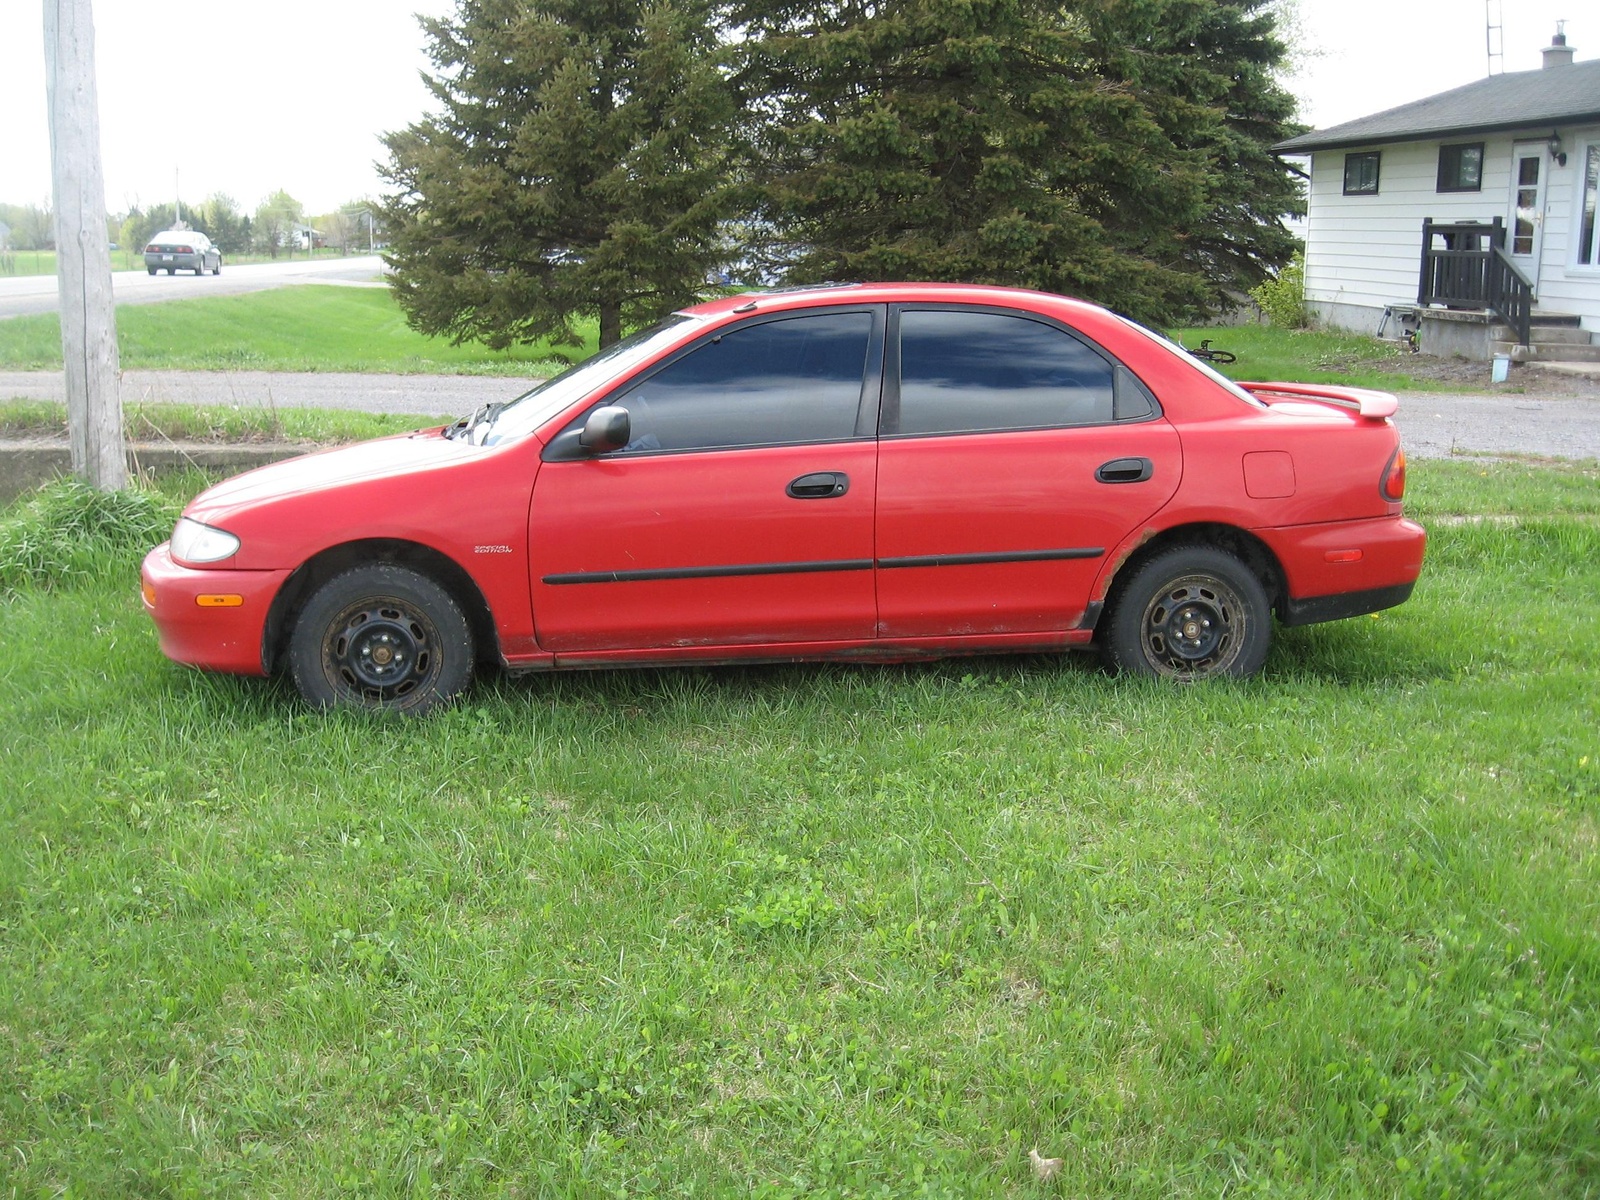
(170, 518), (240, 564)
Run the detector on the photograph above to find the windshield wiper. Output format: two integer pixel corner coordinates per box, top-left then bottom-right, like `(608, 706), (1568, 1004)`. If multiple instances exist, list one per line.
(446, 401), (505, 442)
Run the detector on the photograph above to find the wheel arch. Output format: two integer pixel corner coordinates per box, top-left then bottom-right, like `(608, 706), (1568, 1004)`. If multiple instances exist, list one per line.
(1093, 522), (1287, 638)
(262, 538), (500, 674)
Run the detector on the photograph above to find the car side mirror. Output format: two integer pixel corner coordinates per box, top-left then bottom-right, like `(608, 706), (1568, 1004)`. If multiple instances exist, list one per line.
(578, 405), (630, 454)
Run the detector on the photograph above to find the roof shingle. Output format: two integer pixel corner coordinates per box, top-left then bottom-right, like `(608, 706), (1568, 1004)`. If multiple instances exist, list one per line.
(1275, 58), (1600, 153)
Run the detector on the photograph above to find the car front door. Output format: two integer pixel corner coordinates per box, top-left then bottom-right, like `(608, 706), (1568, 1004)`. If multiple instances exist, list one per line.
(874, 306), (1181, 638)
(529, 307), (883, 655)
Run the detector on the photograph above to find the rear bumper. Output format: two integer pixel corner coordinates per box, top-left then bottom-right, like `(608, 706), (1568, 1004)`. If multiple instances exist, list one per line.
(140, 543), (289, 676)
(1280, 582), (1416, 627)
(1255, 515), (1426, 622)
(144, 253), (202, 269)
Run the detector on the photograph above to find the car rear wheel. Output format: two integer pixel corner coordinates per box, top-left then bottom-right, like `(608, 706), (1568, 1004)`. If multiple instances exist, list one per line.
(1101, 546), (1270, 681)
(288, 564), (473, 714)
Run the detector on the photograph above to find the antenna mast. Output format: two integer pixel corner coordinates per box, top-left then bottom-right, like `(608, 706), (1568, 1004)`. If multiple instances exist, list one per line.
(1485, 0), (1504, 75)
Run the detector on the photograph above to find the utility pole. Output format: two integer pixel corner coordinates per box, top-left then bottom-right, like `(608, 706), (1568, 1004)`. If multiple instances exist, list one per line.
(44, 0), (125, 489)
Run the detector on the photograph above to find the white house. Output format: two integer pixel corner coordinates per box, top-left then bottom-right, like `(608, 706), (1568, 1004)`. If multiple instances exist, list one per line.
(1276, 30), (1600, 361)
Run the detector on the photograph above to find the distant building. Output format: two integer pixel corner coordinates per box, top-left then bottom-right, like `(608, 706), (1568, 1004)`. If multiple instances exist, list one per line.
(1275, 29), (1600, 362)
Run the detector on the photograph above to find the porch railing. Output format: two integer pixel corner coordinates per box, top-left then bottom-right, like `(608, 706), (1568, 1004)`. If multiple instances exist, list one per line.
(1418, 217), (1533, 347)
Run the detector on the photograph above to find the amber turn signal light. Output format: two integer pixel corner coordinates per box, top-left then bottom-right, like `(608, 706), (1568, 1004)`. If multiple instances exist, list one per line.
(196, 594), (244, 608)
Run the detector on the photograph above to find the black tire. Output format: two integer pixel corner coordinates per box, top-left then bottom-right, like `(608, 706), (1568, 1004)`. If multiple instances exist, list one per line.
(196, 261), (206, 275)
(1101, 546), (1271, 681)
(147, 266), (157, 275)
(213, 259), (222, 275)
(287, 564), (473, 714)
(166, 267), (175, 274)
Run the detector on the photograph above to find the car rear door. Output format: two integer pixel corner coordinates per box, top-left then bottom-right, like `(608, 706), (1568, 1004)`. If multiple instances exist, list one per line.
(529, 307), (884, 654)
(874, 305), (1181, 638)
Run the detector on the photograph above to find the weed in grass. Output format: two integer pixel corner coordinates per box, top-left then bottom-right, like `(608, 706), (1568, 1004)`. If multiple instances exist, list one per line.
(0, 477), (175, 594)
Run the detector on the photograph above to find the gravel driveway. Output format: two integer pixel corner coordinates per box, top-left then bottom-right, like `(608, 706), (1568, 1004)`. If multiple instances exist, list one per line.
(3, 367), (1598, 461)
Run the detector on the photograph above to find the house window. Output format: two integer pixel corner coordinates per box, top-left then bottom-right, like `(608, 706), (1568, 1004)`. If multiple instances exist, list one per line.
(1437, 142), (1485, 192)
(1343, 152), (1380, 195)
(1580, 143), (1600, 267)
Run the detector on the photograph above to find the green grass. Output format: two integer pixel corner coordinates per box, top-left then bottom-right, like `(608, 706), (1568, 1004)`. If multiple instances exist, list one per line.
(1171, 325), (1459, 391)
(1, 458), (1597, 1195)
(0, 247), (378, 278)
(0, 287), (591, 375)
(2, 286), (1468, 391)
(0, 398), (451, 445)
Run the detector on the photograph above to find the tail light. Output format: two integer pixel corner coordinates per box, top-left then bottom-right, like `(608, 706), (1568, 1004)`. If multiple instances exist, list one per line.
(144, 243), (158, 252)
(1381, 447), (1407, 501)
(177, 245), (193, 254)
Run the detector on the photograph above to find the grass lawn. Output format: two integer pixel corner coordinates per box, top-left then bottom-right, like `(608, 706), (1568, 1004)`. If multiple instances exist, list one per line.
(1169, 325), (1459, 392)
(2, 248), (377, 278)
(0, 457), (1596, 1195)
(0, 287), (591, 375)
(1, 283), (1460, 392)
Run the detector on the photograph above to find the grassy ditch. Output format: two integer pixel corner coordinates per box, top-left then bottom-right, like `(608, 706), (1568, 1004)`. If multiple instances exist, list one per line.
(0, 399), (451, 446)
(0, 457), (1595, 1194)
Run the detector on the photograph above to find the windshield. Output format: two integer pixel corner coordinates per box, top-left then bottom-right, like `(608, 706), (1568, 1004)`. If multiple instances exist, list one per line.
(471, 315), (701, 446)
(1113, 314), (1266, 408)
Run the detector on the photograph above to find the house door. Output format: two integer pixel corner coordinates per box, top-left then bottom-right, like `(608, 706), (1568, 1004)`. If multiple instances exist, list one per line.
(1507, 142), (1547, 290)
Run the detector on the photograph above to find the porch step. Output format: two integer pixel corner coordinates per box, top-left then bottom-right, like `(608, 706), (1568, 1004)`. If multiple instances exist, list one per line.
(1528, 311), (1584, 327)
(1491, 324), (1596, 345)
(1493, 340), (1600, 364)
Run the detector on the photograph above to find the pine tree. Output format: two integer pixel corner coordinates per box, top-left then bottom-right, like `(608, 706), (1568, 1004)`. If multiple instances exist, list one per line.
(733, 0), (1301, 325)
(381, 0), (736, 349)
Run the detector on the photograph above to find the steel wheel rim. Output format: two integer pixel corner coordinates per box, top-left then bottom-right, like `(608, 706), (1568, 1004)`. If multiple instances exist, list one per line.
(321, 597), (439, 705)
(1138, 572), (1248, 679)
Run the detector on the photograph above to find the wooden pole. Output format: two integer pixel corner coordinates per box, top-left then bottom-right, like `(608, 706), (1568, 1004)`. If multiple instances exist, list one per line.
(44, 0), (125, 490)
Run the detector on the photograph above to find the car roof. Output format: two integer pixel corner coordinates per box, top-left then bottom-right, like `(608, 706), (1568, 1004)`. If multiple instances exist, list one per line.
(149, 230), (204, 241)
(680, 282), (1112, 323)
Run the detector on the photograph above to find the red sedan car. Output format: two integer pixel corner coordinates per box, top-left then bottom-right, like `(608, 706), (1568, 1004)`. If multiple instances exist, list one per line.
(141, 284), (1425, 713)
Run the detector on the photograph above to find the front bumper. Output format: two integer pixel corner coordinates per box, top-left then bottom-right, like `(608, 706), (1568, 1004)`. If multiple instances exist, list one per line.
(140, 543), (290, 676)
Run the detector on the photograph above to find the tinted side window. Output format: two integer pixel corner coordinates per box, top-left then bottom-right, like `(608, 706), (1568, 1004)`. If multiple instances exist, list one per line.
(613, 312), (872, 452)
(896, 310), (1115, 435)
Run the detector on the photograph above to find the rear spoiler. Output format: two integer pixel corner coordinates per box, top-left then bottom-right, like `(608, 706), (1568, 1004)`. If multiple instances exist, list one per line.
(1239, 382), (1399, 421)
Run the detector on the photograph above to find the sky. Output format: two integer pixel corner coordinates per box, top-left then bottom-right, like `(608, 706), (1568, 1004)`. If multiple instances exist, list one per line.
(0, 1), (1590, 218)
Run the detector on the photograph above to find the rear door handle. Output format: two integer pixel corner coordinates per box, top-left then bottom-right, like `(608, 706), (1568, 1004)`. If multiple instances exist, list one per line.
(1096, 457), (1153, 484)
(787, 471), (850, 499)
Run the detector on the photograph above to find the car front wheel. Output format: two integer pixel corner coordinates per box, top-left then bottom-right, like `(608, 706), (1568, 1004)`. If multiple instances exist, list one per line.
(1101, 546), (1271, 681)
(288, 564), (473, 714)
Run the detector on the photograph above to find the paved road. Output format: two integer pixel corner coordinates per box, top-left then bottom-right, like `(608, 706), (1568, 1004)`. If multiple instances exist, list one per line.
(1, 368), (1598, 460)
(0, 256), (388, 319)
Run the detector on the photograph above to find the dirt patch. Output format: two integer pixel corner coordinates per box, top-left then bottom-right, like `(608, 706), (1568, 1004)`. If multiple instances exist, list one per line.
(1352, 351), (1600, 399)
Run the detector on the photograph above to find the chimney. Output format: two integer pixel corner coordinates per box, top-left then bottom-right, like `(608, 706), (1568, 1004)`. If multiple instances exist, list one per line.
(1544, 23), (1575, 69)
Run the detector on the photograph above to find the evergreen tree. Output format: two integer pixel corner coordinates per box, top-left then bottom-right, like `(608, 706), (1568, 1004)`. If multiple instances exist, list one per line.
(733, 0), (1301, 324)
(381, 0), (737, 349)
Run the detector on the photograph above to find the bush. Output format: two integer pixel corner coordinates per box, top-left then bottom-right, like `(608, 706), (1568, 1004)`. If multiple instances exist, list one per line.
(1250, 253), (1308, 329)
(0, 478), (177, 595)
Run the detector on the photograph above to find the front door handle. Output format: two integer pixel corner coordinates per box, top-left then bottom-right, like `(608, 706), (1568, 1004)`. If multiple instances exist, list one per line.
(1096, 457), (1154, 484)
(787, 471), (850, 499)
